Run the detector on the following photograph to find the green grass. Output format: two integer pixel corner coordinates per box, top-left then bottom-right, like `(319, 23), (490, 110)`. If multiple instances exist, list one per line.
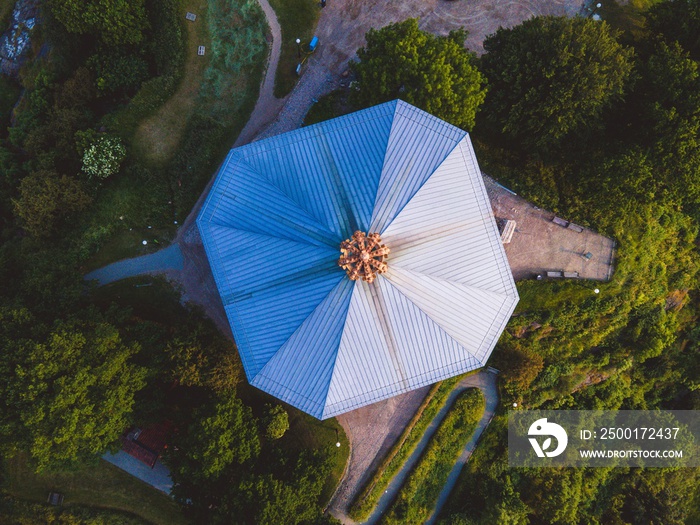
(268, 0), (320, 97)
(3, 453), (189, 525)
(81, 0), (267, 269)
(348, 373), (473, 521)
(381, 389), (485, 525)
(133, 0), (211, 168)
(0, 495), (156, 524)
(436, 413), (507, 521)
(515, 279), (602, 315)
(286, 409), (349, 502)
(81, 227), (175, 272)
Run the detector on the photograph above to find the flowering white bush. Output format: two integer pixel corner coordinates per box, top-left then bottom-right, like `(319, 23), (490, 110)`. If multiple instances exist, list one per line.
(81, 135), (126, 180)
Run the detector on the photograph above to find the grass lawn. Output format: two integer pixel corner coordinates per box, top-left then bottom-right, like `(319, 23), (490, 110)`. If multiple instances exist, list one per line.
(3, 453), (188, 525)
(303, 88), (353, 125)
(81, 227), (175, 273)
(268, 0), (320, 97)
(287, 409), (350, 502)
(134, 0), (211, 168)
(382, 389), (485, 525)
(349, 373), (475, 521)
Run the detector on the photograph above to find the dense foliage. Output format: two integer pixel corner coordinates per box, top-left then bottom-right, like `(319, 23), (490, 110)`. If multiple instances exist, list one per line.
(479, 16), (634, 155)
(352, 19), (487, 130)
(437, 6), (700, 525)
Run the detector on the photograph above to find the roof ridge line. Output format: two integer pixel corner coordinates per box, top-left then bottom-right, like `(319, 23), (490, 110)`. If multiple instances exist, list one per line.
(252, 278), (355, 398)
(386, 265), (518, 300)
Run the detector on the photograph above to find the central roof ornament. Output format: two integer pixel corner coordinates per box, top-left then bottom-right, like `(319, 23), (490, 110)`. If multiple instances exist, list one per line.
(339, 231), (390, 283)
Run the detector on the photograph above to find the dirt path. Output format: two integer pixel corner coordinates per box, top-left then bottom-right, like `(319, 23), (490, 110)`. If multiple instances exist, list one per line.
(328, 370), (499, 525)
(233, 0), (285, 147)
(134, 0), (210, 167)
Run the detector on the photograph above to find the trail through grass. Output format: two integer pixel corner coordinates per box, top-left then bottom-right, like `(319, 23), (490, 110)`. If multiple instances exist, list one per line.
(134, 0), (210, 167)
(381, 389), (485, 525)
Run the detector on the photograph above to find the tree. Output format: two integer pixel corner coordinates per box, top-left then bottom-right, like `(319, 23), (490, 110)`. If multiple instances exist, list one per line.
(87, 50), (149, 96)
(480, 16), (634, 154)
(13, 171), (91, 237)
(497, 345), (545, 393)
(0, 311), (147, 470)
(168, 392), (260, 480)
(351, 19), (487, 130)
(646, 0), (700, 60)
(638, 42), (700, 211)
(81, 135), (127, 180)
(48, 0), (148, 46)
(263, 404), (289, 440)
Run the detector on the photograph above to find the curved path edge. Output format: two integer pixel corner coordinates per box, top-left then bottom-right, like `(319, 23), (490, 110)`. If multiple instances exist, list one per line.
(233, 0), (285, 148)
(331, 369), (499, 525)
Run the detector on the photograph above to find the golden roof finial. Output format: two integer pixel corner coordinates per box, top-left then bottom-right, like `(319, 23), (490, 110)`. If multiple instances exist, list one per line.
(339, 231), (390, 283)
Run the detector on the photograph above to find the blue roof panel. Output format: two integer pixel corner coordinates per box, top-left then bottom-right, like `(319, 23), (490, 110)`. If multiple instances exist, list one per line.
(196, 101), (518, 419)
(237, 103), (395, 238)
(252, 278), (355, 418)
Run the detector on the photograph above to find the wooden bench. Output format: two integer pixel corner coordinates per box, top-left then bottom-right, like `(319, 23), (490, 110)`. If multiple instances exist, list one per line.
(552, 216), (568, 227)
(567, 222), (584, 233)
(500, 220), (516, 244)
(546, 271), (564, 278)
(563, 271), (580, 278)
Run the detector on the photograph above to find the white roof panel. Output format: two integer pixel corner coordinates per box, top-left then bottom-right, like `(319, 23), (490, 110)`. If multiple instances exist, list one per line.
(197, 101), (518, 419)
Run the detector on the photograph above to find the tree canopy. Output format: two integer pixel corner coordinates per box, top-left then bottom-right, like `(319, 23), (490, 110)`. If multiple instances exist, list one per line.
(646, 0), (700, 60)
(0, 311), (147, 470)
(351, 19), (487, 130)
(48, 0), (149, 46)
(480, 16), (634, 153)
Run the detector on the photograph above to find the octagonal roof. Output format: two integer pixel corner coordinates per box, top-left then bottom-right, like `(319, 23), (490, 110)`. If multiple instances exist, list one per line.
(197, 100), (518, 419)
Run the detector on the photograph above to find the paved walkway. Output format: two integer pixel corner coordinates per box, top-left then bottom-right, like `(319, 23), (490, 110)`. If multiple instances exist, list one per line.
(483, 176), (616, 281)
(102, 451), (173, 495)
(84, 243), (184, 286)
(425, 373), (499, 525)
(329, 370), (499, 524)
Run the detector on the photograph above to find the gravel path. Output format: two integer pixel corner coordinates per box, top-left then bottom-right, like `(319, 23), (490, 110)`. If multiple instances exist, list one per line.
(233, 0), (285, 146)
(328, 370), (499, 524)
(83, 243), (184, 286)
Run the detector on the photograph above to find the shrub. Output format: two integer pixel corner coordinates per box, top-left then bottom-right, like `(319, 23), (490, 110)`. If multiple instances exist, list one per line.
(82, 135), (127, 180)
